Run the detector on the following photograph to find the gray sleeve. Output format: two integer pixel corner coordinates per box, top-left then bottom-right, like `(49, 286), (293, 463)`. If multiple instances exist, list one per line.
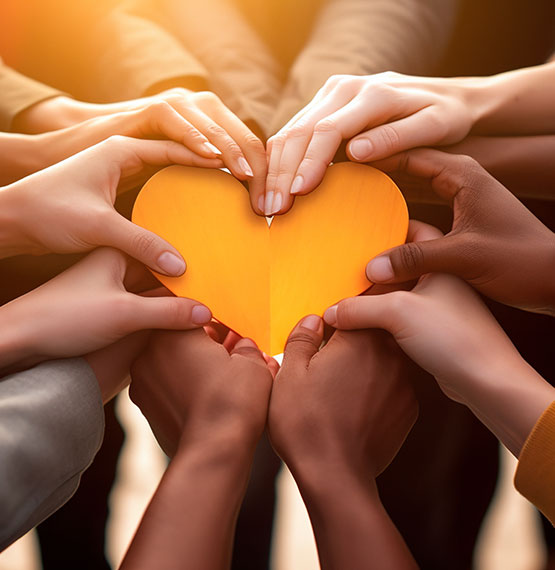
(0, 358), (104, 551)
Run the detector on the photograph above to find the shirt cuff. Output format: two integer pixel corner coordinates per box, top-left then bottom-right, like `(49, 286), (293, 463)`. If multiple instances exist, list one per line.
(514, 400), (555, 524)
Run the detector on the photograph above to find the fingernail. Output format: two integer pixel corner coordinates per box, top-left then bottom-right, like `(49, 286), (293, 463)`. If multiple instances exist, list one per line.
(157, 252), (186, 276)
(238, 157), (254, 177)
(290, 175), (304, 195)
(192, 305), (212, 324)
(264, 191), (274, 216)
(301, 314), (321, 331)
(323, 306), (337, 326)
(350, 139), (372, 161)
(202, 142), (222, 156)
(269, 192), (283, 215)
(367, 256), (394, 282)
(257, 194), (265, 214)
(235, 337), (257, 349)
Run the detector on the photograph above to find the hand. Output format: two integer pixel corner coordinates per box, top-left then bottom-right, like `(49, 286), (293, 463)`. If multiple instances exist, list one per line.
(0, 248), (212, 376)
(130, 330), (275, 458)
(123, 331), (275, 570)
(268, 316), (418, 570)
(324, 222), (555, 457)
(269, 315), (417, 480)
(364, 149), (555, 315)
(15, 90), (268, 214)
(263, 72), (477, 215)
(0, 135), (221, 274)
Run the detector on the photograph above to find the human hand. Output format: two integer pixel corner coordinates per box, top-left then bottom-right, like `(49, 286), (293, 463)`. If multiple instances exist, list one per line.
(130, 330), (275, 458)
(0, 248), (212, 376)
(0, 135), (222, 274)
(325, 221), (555, 456)
(263, 72), (478, 215)
(364, 149), (555, 315)
(15, 90), (268, 214)
(269, 315), (417, 480)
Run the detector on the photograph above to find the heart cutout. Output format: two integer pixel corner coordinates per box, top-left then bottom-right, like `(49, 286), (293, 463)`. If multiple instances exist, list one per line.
(132, 162), (408, 355)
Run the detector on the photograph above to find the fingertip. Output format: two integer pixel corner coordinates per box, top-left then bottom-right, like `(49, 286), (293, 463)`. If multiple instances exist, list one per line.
(366, 256), (394, 283)
(234, 337), (258, 350)
(347, 137), (373, 162)
(300, 314), (322, 332)
(156, 251), (187, 276)
(191, 304), (212, 325)
(323, 305), (337, 327)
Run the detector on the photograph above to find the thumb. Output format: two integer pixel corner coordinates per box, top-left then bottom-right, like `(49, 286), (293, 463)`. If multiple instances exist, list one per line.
(126, 295), (212, 332)
(281, 315), (324, 370)
(324, 295), (400, 332)
(101, 213), (186, 277)
(366, 233), (464, 284)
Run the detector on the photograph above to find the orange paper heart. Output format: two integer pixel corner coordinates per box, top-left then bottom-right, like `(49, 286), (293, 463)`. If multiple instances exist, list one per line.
(132, 162), (408, 355)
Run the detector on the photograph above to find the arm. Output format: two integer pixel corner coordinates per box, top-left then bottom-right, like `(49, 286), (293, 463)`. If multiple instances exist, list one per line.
(121, 330), (274, 568)
(269, 317), (418, 569)
(270, 0), (458, 133)
(0, 358), (104, 551)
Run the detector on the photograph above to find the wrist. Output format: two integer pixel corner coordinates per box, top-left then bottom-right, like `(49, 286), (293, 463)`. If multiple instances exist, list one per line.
(0, 183), (36, 258)
(13, 96), (91, 133)
(0, 304), (38, 376)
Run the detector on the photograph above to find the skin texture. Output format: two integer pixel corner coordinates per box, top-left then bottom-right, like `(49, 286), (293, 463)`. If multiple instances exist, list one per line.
(122, 331), (275, 570)
(13, 90), (268, 215)
(325, 223), (555, 458)
(365, 149), (555, 315)
(0, 248), (211, 376)
(268, 316), (418, 570)
(263, 62), (555, 214)
(0, 136), (223, 275)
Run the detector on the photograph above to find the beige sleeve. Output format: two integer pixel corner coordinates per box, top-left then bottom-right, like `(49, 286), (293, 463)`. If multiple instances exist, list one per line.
(82, 3), (211, 102)
(158, 0), (282, 139)
(0, 61), (63, 132)
(270, 0), (459, 133)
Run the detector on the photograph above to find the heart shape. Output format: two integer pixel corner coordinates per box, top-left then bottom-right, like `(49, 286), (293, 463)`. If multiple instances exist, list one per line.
(132, 162), (408, 355)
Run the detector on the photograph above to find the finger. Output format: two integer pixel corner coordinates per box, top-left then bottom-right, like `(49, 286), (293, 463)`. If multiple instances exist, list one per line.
(136, 102), (223, 158)
(324, 295), (400, 332)
(291, 97), (387, 198)
(347, 107), (447, 162)
(127, 295), (212, 332)
(365, 233), (466, 284)
(100, 213), (186, 277)
(369, 149), (488, 201)
(281, 315), (324, 371)
(223, 330), (243, 352)
(406, 219), (445, 243)
(230, 337), (266, 363)
(204, 321), (232, 344)
(266, 90), (358, 215)
(263, 353), (280, 378)
(103, 136), (223, 179)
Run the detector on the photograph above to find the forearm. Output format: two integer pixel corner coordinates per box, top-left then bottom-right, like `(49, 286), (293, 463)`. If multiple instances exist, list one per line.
(0, 134), (44, 184)
(444, 135), (555, 199)
(0, 182), (34, 259)
(290, 460), (416, 570)
(467, 62), (555, 136)
(120, 437), (255, 570)
(449, 355), (555, 457)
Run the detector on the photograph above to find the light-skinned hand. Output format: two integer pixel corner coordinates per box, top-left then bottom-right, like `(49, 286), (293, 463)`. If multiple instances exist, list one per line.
(0, 135), (222, 275)
(0, 248), (212, 376)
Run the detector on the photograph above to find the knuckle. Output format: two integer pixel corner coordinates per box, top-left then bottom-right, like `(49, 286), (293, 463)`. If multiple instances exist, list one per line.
(336, 298), (358, 326)
(204, 123), (228, 139)
(193, 90), (220, 106)
(313, 118), (340, 135)
(131, 231), (157, 256)
(286, 331), (317, 352)
(392, 243), (424, 275)
(376, 124), (401, 152)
